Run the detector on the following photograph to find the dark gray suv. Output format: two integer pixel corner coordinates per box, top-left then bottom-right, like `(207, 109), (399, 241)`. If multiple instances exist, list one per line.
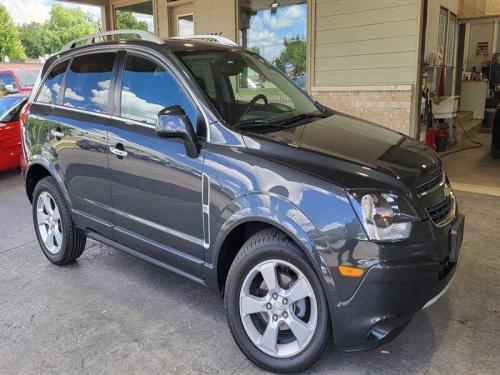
(21, 31), (464, 373)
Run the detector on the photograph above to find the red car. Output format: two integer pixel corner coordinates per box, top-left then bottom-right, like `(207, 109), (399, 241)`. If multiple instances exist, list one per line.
(0, 68), (39, 95)
(0, 94), (27, 171)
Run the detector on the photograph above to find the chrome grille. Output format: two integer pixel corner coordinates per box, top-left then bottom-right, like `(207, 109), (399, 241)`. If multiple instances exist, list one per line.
(416, 173), (442, 195)
(426, 195), (452, 223)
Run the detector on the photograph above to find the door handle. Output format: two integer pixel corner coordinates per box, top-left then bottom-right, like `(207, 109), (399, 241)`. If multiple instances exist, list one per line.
(110, 144), (128, 158)
(51, 128), (65, 140)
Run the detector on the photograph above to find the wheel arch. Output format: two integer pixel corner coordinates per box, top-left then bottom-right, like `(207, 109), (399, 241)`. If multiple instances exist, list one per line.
(210, 194), (335, 298)
(25, 161), (71, 210)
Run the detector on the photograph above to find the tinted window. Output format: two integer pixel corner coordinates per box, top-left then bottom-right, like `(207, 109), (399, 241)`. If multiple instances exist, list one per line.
(37, 61), (69, 104)
(120, 54), (197, 126)
(0, 73), (17, 89)
(63, 53), (116, 113)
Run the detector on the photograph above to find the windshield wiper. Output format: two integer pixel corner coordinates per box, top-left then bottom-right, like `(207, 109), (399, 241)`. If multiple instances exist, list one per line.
(272, 112), (326, 128)
(234, 120), (281, 130)
(235, 112), (329, 131)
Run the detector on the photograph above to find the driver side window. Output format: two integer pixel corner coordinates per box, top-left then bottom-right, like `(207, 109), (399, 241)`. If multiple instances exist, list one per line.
(120, 54), (198, 128)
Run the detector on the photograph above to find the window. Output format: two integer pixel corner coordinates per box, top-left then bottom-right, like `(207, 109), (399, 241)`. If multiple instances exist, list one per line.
(177, 50), (321, 126)
(437, 8), (448, 59)
(37, 60), (69, 104)
(16, 70), (38, 87)
(177, 14), (194, 37)
(239, 1), (308, 88)
(120, 54), (197, 126)
(0, 73), (17, 90)
(114, 1), (154, 33)
(63, 53), (116, 113)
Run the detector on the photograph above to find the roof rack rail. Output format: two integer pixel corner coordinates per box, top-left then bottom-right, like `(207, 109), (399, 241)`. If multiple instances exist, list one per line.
(62, 30), (164, 51)
(171, 34), (238, 47)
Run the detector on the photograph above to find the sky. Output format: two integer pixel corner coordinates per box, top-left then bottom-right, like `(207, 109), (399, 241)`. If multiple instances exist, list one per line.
(246, 4), (307, 63)
(0, 0), (102, 25)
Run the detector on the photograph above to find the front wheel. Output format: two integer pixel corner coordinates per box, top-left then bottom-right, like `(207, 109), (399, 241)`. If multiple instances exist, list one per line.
(224, 229), (331, 373)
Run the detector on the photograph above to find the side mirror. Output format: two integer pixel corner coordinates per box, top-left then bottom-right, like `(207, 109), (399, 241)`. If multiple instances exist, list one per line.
(4, 84), (17, 94)
(156, 105), (200, 158)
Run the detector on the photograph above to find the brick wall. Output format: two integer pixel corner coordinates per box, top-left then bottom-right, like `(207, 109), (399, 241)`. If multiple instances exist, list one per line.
(311, 87), (413, 135)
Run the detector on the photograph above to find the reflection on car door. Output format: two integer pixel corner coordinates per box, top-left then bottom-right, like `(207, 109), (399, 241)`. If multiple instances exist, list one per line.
(107, 52), (205, 277)
(46, 53), (117, 237)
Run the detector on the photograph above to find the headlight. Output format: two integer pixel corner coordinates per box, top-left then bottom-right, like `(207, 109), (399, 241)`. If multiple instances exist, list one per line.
(347, 190), (418, 241)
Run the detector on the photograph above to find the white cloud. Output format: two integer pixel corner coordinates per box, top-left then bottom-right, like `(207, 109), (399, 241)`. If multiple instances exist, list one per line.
(245, 4), (307, 62)
(260, 5), (305, 31)
(121, 89), (163, 123)
(0, 0), (51, 24)
(248, 29), (283, 62)
(0, 0), (101, 25)
(65, 87), (84, 102)
(90, 80), (110, 109)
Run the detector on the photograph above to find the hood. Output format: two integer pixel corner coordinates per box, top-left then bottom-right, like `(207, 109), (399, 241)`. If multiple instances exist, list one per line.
(242, 113), (442, 191)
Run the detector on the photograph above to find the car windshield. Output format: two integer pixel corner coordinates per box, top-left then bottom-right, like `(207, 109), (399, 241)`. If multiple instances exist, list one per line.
(16, 70), (39, 87)
(175, 49), (328, 128)
(0, 97), (24, 121)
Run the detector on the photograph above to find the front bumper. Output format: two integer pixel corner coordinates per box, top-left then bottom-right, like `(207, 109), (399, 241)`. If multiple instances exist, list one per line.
(330, 213), (464, 351)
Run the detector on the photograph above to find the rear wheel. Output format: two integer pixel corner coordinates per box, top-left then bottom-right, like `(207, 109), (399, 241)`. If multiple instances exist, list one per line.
(33, 176), (86, 265)
(224, 229), (331, 373)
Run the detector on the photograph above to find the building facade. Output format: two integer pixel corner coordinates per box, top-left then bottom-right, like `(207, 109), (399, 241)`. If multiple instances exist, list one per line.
(65, 0), (480, 138)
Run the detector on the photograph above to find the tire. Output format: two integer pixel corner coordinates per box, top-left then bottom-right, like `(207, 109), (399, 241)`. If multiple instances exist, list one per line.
(224, 229), (331, 373)
(32, 176), (86, 265)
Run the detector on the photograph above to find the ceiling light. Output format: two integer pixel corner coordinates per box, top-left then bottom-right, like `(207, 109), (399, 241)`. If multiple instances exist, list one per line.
(270, 1), (279, 15)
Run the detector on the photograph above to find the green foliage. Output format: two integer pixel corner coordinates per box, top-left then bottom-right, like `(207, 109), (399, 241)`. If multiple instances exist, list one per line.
(115, 11), (149, 31)
(249, 46), (261, 55)
(19, 23), (48, 59)
(0, 4), (26, 60)
(19, 4), (99, 58)
(276, 40), (306, 75)
(45, 4), (99, 53)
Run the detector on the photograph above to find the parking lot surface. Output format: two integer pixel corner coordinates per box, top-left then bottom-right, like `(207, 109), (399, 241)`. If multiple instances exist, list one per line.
(1, 163), (499, 374)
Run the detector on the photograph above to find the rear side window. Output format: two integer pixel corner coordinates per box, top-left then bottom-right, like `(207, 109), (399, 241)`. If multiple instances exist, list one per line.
(120, 54), (197, 126)
(63, 53), (116, 113)
(37, 61), (69, 104)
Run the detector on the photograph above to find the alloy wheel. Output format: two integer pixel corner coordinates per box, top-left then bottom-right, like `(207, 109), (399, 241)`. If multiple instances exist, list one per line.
(36, 191), (63, 254)
(239, 259), (318, 358)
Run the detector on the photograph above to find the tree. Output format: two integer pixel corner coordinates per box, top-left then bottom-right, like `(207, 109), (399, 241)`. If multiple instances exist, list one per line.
(18, 5), (99, 58)
(249, 46), (261, 55)
(19, 23), (47, 59)
(0, 4), (25, 60)
(276, 40), (306, 75)
(46, 4), (99, 53)
(115, 11), (149, 31)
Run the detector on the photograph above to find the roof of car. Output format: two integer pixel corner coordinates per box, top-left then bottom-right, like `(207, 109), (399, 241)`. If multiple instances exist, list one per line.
(0, 93), (29, 100)
(0, 66), (40, 72)
(56, 37), (241, 58)
(163, 38), (241, 52)
(41, 37), (244, 77)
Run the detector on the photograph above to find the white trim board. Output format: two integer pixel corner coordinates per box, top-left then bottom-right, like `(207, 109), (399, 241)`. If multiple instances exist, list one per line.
(311, 85), (412, 92)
